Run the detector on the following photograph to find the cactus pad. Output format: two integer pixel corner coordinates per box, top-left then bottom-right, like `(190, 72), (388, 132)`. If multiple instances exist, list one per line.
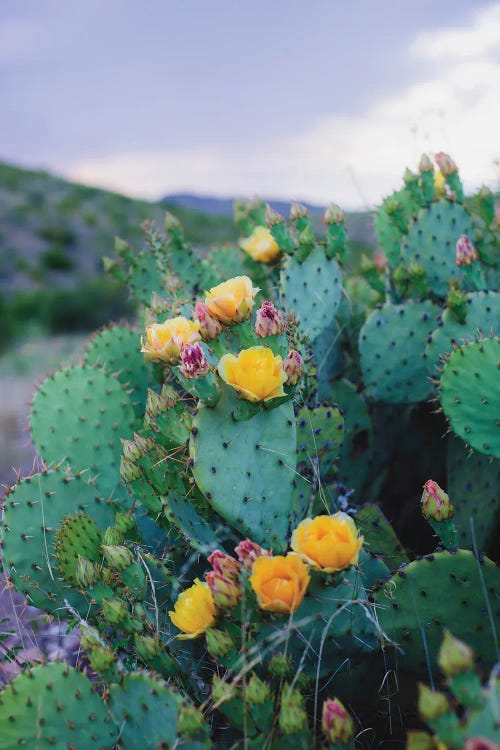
(403, 201), (475, 297)
(280, 246), (342, 340)
(129, 251), (171, 306)
(296, 402), (344, 481)
(425, 290), (500, 374)
(359, 301), (440, 403)
(439, 336), (500, 457)
(355, 504), (408, 570)
(84, 325), (155, 415)
(191, 389), (299, 550)
(55, 512), (102, 585)
(31, 364), (135, 495)
(0, 662), (118, 749)
(110, 673), (210, 750)
(1, 469), (115, 612)
(373, 550), (499, 674)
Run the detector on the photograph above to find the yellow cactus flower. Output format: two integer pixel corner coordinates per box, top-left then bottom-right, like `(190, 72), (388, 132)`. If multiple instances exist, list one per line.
(218, 346), (287, 402)
(434, 170), (446, 198)
(250, 553), (310, 614)
(204, 275), (258, 324)
(240, 226), (280, 263)
(141, 316), (200, 363)
(168, 578), (217, 639)
(291, 512), (363, 573)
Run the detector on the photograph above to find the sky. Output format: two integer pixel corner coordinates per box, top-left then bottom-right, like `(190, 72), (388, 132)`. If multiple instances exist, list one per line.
(2, 0), (500, 209)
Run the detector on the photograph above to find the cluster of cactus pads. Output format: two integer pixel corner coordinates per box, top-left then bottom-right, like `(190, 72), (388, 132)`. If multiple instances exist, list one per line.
(1, 153), (499, 748)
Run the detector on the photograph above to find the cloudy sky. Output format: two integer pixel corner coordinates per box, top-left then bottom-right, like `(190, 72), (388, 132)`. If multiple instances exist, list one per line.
(2, 1), (499, 208)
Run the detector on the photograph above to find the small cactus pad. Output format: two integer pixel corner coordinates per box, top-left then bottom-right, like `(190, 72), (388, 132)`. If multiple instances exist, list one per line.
(374, 188), (420, 266)
(373, 550), (499, 674)
(31, 364), (135, 495)
(0, 662), (118, 749)
(202, 244), (268, 291)
(191, 389), (299, 550)
(84, 325), (156, 415)
(55, 512), (102, 585)
(296, 402), (344, 481)
(1, 469), (115, 613)
(403, 201), (475, 297)
(280, 246), (343, 340)
(447, 438), (499, 553)
(425, 290), (500, 374)
(163, 492), (224, 553)
(439, 336), (500, 457)
(110, 673), (210, 750)
(359, 301), (440, 403)
(129, 251), (171, 306)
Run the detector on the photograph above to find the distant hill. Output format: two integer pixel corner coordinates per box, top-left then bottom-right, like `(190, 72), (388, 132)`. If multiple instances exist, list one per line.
(163, 193), (375, 246)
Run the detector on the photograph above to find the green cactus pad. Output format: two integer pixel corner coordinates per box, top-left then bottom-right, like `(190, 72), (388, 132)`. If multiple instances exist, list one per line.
(425, 291), (500, 374)
(280, 246), (343, 340)
(296, 403), (344, 481)
(447, 438), (499, 553)
(31, 364), (135, 495)
(110, 673), (210, 750)
(355, 504), (408, 570)
(163, 492), (225, 553)
(403, 200), (475, 297)
(373, 550), (499, 674)
(374, 188), (420, 266)
(0, 662), (118, 749)
(129, 250), (171, 306)
(465, 676), (500, 744)
(55, 512), (102, 585)
(359, 300), (440, 403)
(2, 468), (115, 613)
(84, 325), (155, 415)
(439, 336), (500, 457)
(191, 389), (299, 550)
(202, 244), (269, 291)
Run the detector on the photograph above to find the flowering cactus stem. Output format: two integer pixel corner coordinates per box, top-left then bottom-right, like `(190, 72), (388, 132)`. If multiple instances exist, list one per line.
(426, 517), (458, 550)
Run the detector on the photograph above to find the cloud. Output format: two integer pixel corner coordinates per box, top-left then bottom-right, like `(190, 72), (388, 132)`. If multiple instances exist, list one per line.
(67, 3), (500, 209)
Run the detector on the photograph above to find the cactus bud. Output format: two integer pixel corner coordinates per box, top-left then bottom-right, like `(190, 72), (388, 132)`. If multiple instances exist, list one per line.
(254, 301), (286, 338)
(89, 644), (116, 673)
(283, 349), (303, 386)
(438, 630), (475, 676)
(205, 571), (240, 609)
(290, 201), (308, 221)
(102, 526), (123, 546)
(79, 626), (101, 651)
(205, 628), (234, 658)
(101, 544), (134, 572)
(421, 480), (454, 522)
(404, 167), (419, 185)
(208, 550), (241, 580)
(463, 739), (499, 750)
(114, 513), (136, 535)
(321, 697), (355, 745)
(234, 539), (272, 571)
(435, 152), (458, 176)
(134, 634), (159, 662)
(102, 598), (129, 625)
(417, 683), (449, 721)
(246, 673), (271, 704)
(456, 235), (478, 266)
(120, 456), (140, 485)
(268, 653), (292, 678)
(178, 704), (206, 739)
(75, 556), (98, 588)
(418, 154), (434, 173)
(164, 211), (181, 232)
(447, 281), (468, 324)
(212, 675), (235, 705)
(194, 301), (224, 341)
(279, 684), (308, 735)
(406, 730), (436, 750)
(324, 202), (345, 225)
(179, 343), (210, 379)
(265, 204), (285, 226)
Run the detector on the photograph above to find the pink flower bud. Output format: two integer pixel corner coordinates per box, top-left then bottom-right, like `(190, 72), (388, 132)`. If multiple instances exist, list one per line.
(464, 738), (499, 750)
(435, 152), (458, 176)
(179, 343), (210, 379)
(456, 235), (478, 266)
(283, 350), (303, 386)
(321, 698), (354, 744)
(207, 550), (241, 581)
(194, 301), (224, 341)
(205, 570), (241, 609)
(234, 539), (272, 571)
(421, 480), (454, 522)
(374, 251), (388, 270)
(254, 301), (286, 338)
